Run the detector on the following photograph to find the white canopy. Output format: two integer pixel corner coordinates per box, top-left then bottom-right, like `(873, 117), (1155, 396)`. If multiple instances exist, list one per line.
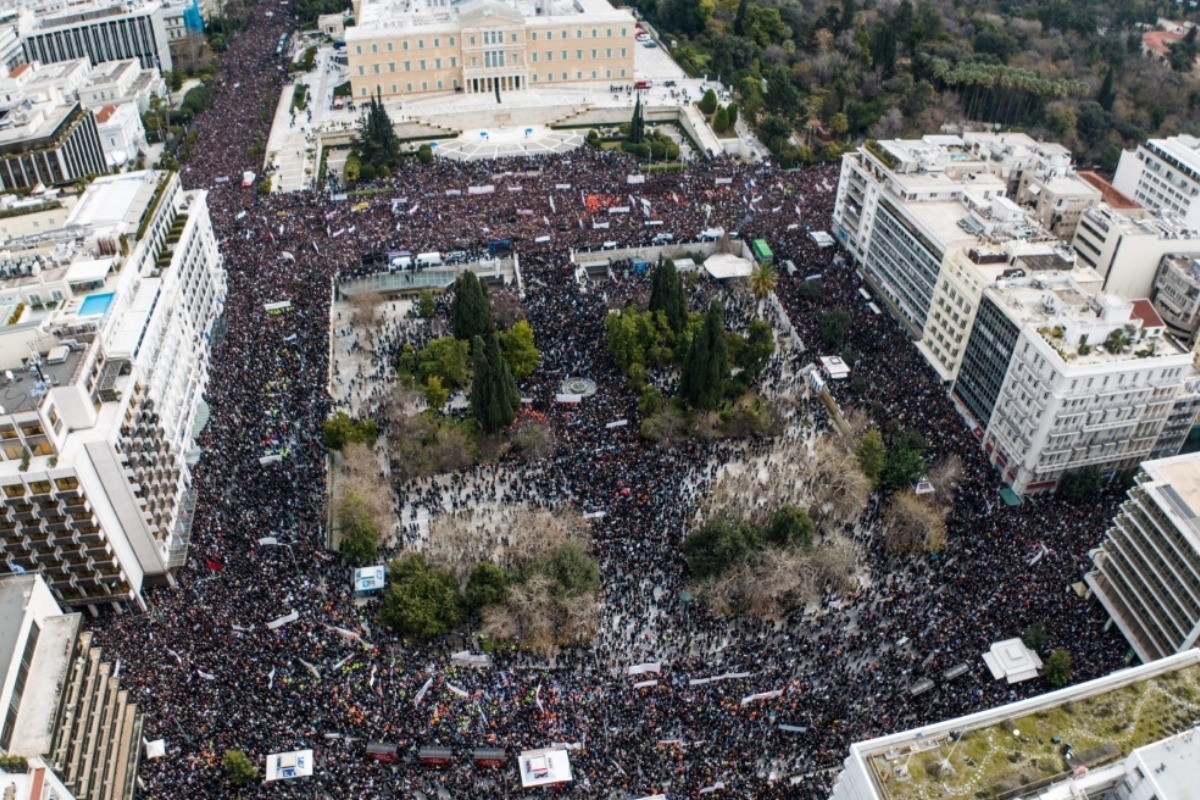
(265, 749), (314, 781)
(64, 258), (113, 284)
(518, 748), (572, 787)
(703, 253), (753, 280)
(982, 638), (1044, 683)
(352, 565), (385, 593)
(143, 739), (166, 759)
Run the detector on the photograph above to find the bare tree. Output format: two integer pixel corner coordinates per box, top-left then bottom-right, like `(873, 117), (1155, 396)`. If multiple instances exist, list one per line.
(347, 291), (384, 330)
(927, 454), (964, 509)
(427, 507), (586, 583)
(808, 437), (872, 531)
(334, 442), (395, 542)
(884, 491), (948, 555)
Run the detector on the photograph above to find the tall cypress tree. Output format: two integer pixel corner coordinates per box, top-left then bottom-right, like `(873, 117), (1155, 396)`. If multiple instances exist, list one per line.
(629, 93), (645, 144)
(648, 258), (686, 333)
(680, 300), (728, 409)
(470, 334), (518, 433)
(452, 271), (493, 341)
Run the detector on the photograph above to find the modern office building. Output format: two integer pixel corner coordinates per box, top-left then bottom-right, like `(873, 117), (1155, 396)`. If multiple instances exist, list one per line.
(1071, 202), (1200, 299)
(344, 0), (637, 101)
(1086, 453), (1200, 662)
(1152, 252), (1200, 346)
(0, 573), (141, 800)
(0, 169), (225, 609)
(1112, 136), (1200, 228)
(952, 275), (1200, 493)
(0, 97), (107, 191)
(828, 649), (1200, 800)
(18, 1), (172, 73)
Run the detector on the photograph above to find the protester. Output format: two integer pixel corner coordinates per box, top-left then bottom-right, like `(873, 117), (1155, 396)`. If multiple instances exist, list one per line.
(87, 4), (1128, 797)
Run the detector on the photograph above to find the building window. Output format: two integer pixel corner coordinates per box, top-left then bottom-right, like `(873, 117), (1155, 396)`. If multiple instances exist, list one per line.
(387, 41), (393, 51)
(371, 43), (377, 53)
(419, 59), (426, 69)
(434, 38), (440, 46)
(405, 61), (411, 70)
(389, 62), (395, 71)
(407, 83), (413, 91)
(357, 65), (364, 75)
(437, 80), (443, 88)
(592, 28), (597, 37)
(403, 41), (409, 49)
(531, 52), (538, 61)
(469, 35), (475, 45)
(450, 57), (457, 67)
(355, 45), (362, 54)
(418, 39), (424, 48)
(361, 86), (368, 95)
(449, 37), (455, 45)
(591, 49), (597, 58)
(531, 32), (537, 40)
(373, 64), (380, 73)
(547, 52), (552, 61)
(435, 58), (441, 68)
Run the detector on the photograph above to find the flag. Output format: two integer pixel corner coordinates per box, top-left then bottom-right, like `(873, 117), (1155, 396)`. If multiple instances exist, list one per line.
(204, 555), (224, 571)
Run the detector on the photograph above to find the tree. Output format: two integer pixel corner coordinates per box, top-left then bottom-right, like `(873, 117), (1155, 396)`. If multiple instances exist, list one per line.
(854, 429), (886, 489)
(629, 92), (645, 144)
(683, 517), (761, 578)
(1058, 467), (1101, 504)
(422, 375), (449, 410)
(1044, 649), (1073, 687)
(883, 443), (925, 491)
(820, 309), (851, 349)
(680, 301), (729, 409)
(224, 750), (259, 787)
(758, 115), (793, 150)
(648, 259), (687, 333)
(417, 290), (437, 318)
(416, 143), (433, 164)
(713, 105), (729, 133)
(452, 271), (493, 341)
(1022, 621), (1049, 654)
(499, 319), (539, 378)
(766, 504), (814, 549)
(324, 411), (377, 450)
(353, 89), (402, 172)
(699, 88), (718, 114)
(379, 554), (464, 638)
(469, 334), (519, 433)
(734, 319), (774, 381)
(1096, 65), (1116, 112)
(726, 102), (738, 127)
(418, 336), (470, 387)
(748, 261), (777, 303)
(883, 491), (947, 554)
(465, 561), (509, 611)
(337, 490), (379, 566)
(530, 540), (601, 597)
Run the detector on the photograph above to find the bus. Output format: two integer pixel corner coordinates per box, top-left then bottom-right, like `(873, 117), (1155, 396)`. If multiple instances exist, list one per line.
(751, 239), (773, 263)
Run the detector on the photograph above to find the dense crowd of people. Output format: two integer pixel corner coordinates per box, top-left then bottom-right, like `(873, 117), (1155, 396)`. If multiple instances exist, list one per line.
(87, 2), (1131, 798)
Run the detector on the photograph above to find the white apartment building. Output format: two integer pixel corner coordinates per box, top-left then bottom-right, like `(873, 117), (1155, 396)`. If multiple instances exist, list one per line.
(17, 1), (172, 73)
(829, 650), (1200, 800)
(1087, 453), (1200, 663)
(0, 574), (141, 800)
(832, 133), (1095, 339)
(0, 170), (225, 609)
(78, 59), (166, 114)
(1072, 202), (1200, 299)
(92, 103), (145, 167)
(1152, 252), (1200, 345)
(918, 240), (1097, 383)
(952, 275), (1200, 494)
(1113, 136), (1200, 227)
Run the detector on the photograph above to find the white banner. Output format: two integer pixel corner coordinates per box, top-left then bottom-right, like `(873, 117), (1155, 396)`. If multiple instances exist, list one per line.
(606, 419), (628, 429)
(699, 782), (726, 794)
(632, 679), (659, 689)
(555, 394), (582, 403)
(445, 189), (461, 196)
(555, 183), (572, 190)
(507, 186), (523, 192)
(582, 511), (606, 519)
(740, 689), (784, 706)
(715, 177), (733, 185)
(446, 682), (470, 698)
(627, 174), (646, 184)
(626, 662), (661, 676)
(592, 222), (610, 230)
(468, 185), (495, 195)
(608, 206), (631, 214)
(266, 610), (299, 630)
(414, 676), (434, 706)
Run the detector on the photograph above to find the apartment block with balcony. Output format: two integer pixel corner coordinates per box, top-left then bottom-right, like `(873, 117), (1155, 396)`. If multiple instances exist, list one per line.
(952, 275), (1199, 494)
(1086, 453), (1200, 663)
(345, 0), (636, 101)
(1152, 252), (1200, 346)
(0, 169), (224, 609)
(0, 97), (106, 192)
(918, 241), (1097, 383)
(0, 574), (141, 800)
(1113, 135), (1200, 227)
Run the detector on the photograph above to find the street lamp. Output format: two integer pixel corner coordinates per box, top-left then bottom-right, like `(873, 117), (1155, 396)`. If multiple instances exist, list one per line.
(258, 536), (299, 575)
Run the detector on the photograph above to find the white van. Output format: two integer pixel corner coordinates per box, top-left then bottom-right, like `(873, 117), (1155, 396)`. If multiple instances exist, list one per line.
(416, 252), (443, 267)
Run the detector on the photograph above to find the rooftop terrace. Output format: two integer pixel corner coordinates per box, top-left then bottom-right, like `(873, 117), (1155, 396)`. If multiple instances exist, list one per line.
(866, 661), (1200, 800)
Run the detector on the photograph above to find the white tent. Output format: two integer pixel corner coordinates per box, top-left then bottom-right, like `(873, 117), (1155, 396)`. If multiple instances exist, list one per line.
(265, 749), (314, 781)
(143, 739), (166, 759)
(703, 253), (753, 280)
(982, 638), (1044, 683)
(517, 748), (572, 788)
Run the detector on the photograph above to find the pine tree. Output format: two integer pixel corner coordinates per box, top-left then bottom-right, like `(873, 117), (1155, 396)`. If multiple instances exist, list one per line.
(353, 90), (402, 172)
(648, 258), (686, 333)
(452, 271), (493, 341)
(1096, 66), (1116, 112)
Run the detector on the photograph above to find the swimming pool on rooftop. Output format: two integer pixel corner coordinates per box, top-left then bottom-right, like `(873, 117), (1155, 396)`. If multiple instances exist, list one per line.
(78, 292), (114, 317)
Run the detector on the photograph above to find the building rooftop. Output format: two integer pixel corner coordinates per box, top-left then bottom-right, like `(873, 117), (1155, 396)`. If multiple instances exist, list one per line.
(0, 575), (35, 691)
(1078, 171), (1140, 209)
(1081, 203), (1200, 239)
(856, 651), (1200, 800)
(8, 612), (78, 757)
(1147, 135), (1200, 173)
(1145, 452), (1200, 529)
(351, 0), (630, 35)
